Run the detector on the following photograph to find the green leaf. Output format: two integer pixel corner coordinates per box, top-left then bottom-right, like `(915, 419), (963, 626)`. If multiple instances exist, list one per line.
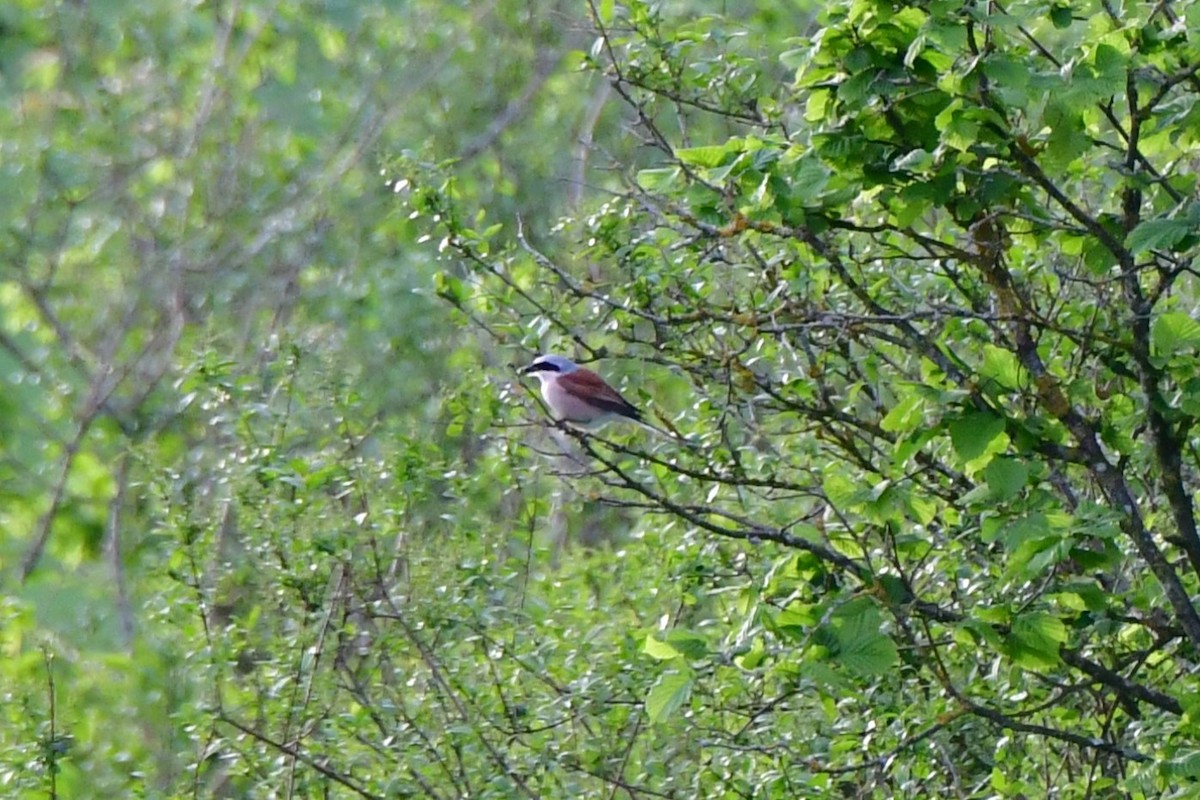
(1091, 43), (1127, 83)
(984, 512), (1050, 548)
(960, 618), (1004, 648)
(1050, 5), (1074, 28)
(1022, 612), (1066, 643)
(981, 55), (1029, 106)
(1151, 312), (1200, 357)
(1164, 751), (1200, 779)
(1128, 218), (1193, 255)
(823, 472), (872, 511)
(949, 411), (1006, 461)
(664, 630), (710, 660)
(838, 69), (876, 106)
(780, 48), (810, 71)
(676, 144), (737, 168)
(983, 457), (1028, 501)
(906, 492), (938, 525)
(836, 626), (898, 677)
(1182, 377), (1200, 416)
(773, 602), (821, 638)
(830, 600), (898, 677)
(736, 637), (766, 669)
(434, 271), (466, 305)
(636, 167), (680, 191)
(881, 392), (925, 433)
(747, 173), (775, 212)
(979, 344), (1026, 390)
(1007, 535), (1071, 580)
(934, 103), (980, 152)
(1082, 236), (1117, 274)
(1054, 580), (1108, 612)
(643, 635), (682, 661)
(645, 671), (693, 724)
(804, 89), (831, 122)
(1004, 611), (1066, 669)
(789, 152), (832, 200)
(1044, 103), (1088, 168)
(891, 149), (935, 175)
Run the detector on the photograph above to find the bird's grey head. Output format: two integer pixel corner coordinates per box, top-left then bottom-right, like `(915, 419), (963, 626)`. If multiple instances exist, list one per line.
(521, 354), (579, 375)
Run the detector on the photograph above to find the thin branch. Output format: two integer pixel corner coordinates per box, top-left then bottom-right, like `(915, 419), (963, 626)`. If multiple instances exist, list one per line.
(1060, 648), (1181, 715)
(216, 715), (385, 800)
(20, 416), (96, 583)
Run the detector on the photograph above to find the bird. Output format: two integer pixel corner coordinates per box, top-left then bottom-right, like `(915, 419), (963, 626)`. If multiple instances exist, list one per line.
(520, 354), (644, 429)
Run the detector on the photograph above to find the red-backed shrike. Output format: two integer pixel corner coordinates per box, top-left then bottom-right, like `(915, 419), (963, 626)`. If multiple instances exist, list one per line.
(521, 354), (644, 429)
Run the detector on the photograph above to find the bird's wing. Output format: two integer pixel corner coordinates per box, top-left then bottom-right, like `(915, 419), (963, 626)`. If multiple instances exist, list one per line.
(559, 368), (643, 421)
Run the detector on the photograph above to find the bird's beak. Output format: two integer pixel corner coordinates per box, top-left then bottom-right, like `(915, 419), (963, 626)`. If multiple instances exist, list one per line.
(519, 363), (537, 375)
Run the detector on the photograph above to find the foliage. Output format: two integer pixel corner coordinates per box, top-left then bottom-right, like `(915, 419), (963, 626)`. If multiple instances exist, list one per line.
(0, 0), (612, 795)
(6, 0), (1200, 798)
(403, 0), (1200, 796)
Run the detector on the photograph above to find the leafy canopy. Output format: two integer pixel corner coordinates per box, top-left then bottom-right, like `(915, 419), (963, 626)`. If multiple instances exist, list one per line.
(405, 0), (1200, 795)
(7, 0), (1200, 796)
